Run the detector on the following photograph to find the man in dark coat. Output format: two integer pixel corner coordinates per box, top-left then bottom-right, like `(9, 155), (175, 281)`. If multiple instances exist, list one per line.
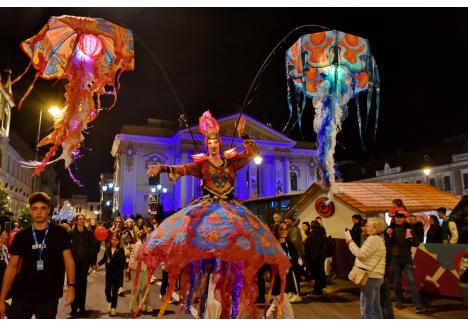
(388, 212), (425, 313)
(408, 215), (424, 244)
(304, 221), (327, 295)
(70, 214), (96, 317)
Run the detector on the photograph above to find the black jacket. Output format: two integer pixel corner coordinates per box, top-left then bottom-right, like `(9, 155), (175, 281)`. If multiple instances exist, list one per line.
(98, 247), (126, 286)
(350, 223), (362, 247)
(389, 222), (420, 257)
(426, 224), (442, 243)
(71, 227), (96, 265)
(304, 230), (327, 265)
(409, 222), (424, 244)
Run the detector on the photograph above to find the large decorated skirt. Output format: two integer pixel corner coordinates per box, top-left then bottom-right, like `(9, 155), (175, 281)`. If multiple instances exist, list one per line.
(137, 195), (291, 318)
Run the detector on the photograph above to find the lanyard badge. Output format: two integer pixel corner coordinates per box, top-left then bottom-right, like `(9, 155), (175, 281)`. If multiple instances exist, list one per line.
(32, 224), (49, 271)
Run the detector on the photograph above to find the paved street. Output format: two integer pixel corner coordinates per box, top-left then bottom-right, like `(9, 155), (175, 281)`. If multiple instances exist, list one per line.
(55, 260), (468, 319)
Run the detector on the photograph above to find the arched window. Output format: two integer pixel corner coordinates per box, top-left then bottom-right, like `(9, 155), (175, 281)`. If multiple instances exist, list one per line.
(290, 172), (298, 192)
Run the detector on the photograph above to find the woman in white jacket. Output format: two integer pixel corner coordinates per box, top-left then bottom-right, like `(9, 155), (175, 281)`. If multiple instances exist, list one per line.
(345, 218), (386, 319)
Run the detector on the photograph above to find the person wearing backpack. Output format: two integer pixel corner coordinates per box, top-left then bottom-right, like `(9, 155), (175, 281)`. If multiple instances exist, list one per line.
(387, 212), (425, 313)
(437, 207), (459, 244)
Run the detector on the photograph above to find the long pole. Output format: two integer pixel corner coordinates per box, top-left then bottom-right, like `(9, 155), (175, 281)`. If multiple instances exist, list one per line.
(33, 108), (42, 192)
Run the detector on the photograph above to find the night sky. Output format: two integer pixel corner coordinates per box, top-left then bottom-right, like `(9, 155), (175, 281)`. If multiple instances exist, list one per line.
(1, 8), (468, 201)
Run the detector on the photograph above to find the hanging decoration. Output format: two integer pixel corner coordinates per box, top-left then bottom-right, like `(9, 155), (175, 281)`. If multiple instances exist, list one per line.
(16, 15), (134, 176)
(285, 30), (380, 199)
(315, 196), (335, 217)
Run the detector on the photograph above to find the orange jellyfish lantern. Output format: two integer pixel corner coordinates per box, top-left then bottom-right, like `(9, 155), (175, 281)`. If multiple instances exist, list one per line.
(17, 15), (134, 179)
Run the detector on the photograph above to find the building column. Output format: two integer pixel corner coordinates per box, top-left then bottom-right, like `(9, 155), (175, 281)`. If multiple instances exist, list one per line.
(121, 148), (137, 216)
(115, 155), (124, 213)
(282, 156), (291, 194)
(248, 162), (257, 199)
(261, 155), (275, 197)
(274, 157), (284, 195)
(235, 164), (247, 200)
(307, 161), (317, 188)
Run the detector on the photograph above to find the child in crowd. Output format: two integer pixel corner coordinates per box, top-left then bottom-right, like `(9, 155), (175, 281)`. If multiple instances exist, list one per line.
(94, 233), (126, 317)
(129, 230), (152, 315)
(266, 222), (295, 319)
(389, 199), (409, 222)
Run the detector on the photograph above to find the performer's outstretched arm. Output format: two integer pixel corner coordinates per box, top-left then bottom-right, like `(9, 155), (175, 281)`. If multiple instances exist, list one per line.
(230, 137), (258, 171)
(148, 161), (202, 183)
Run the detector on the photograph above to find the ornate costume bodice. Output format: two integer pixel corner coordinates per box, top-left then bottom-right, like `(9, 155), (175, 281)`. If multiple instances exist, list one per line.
(199, 159), (237, 197)
(164, 139), (257, 198)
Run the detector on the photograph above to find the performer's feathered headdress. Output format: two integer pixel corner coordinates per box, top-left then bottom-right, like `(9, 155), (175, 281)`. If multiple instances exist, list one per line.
(192, 110), (238, 162)
(198, 110), (220, 142)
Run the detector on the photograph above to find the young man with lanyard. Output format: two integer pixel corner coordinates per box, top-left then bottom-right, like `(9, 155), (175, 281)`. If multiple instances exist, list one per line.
(0, 192), (75, 319)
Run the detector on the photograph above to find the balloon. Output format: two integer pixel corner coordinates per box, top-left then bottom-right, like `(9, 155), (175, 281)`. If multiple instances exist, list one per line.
(94, 225), (109, 241)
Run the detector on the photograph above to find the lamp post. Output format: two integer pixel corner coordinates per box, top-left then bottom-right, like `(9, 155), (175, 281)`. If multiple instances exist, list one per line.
(99, 176), (116, 221)
(32, 108), (43, 193)
(149, 184), (168, 216)
(254, 155), (263, 198)
(423, 168), (432, 185)
(33, 106), (62, 192)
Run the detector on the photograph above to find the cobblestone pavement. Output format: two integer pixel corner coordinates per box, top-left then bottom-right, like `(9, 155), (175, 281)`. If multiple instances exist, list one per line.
(55, 266), (468, 319)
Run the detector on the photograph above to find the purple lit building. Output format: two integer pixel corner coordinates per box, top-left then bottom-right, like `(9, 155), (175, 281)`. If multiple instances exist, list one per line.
(111, 114), (316, 217)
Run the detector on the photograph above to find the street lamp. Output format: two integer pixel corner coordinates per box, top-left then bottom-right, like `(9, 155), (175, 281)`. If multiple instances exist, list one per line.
(108, 183), (114, 189)
(102, 185), (108, 192)
(48, 106), (62, 118)
(114, 186), (120, 192)
(37, 106), (62, 151)
(422, 167), (432, 185)
(254, 155), (263, 198)
(148, 184), (168, 214)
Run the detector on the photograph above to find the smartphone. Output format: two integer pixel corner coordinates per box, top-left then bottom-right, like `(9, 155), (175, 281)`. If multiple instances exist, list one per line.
(405, 228), (412, 238)
(4, 222), (11, 234)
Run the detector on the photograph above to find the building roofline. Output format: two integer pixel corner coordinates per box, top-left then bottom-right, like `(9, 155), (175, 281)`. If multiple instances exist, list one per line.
(179, 112), (297, 145)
